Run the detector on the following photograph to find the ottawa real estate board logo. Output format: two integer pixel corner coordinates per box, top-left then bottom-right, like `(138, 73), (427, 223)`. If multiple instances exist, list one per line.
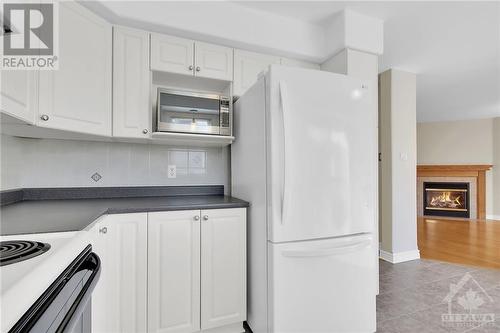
(442, 272), (495, 329)
(2, 1), (59, 70)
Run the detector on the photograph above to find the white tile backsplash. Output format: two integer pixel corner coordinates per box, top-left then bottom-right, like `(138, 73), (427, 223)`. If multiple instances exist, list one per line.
(0, 135), (230, 192)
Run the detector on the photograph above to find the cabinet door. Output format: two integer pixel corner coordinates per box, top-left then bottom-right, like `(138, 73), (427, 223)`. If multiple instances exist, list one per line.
(280, 57), (320, 70)
(233, 49), (280, 96)
(200, 208), (246, 330)
(194, 42), (233, 81)
(150, 34), (194, 76)
(92, 213), (148, 333)
(148, 211), (201, 333)
(113, 26), (151, 138)
(0, 71), (37, 124)
(38, 1), (112, 136)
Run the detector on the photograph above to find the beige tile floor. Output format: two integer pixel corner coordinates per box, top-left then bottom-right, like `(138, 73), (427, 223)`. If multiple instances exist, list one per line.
(377, 259), (500, 333)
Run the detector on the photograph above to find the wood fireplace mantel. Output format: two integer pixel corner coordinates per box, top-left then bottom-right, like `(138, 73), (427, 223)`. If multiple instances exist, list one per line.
(417, 165), (493, 219)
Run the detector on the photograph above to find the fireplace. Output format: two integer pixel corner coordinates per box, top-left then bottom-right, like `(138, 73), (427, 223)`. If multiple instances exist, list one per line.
(423, 182), (470, 218)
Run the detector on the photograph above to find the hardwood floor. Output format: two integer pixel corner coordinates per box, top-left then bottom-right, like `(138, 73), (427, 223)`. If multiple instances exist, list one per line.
(418, 216), (500, 269)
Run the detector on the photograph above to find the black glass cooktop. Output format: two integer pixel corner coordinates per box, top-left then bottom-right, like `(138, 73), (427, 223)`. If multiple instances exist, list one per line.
(0, 240), (51, 266)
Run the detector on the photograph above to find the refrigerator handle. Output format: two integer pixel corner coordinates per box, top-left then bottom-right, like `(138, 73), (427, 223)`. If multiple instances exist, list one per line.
(279, 81), (288, 225)
(281, 239), (372, 258)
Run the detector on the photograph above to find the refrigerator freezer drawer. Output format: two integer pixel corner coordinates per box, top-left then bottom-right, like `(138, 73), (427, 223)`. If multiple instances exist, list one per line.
(268, 234), (376, 333)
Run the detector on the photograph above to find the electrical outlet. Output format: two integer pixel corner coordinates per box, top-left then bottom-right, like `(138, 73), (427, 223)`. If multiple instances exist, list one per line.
(167, 165), (176, 178)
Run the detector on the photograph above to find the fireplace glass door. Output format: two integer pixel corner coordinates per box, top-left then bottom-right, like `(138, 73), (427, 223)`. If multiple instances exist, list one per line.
(423, 182), (470, 218)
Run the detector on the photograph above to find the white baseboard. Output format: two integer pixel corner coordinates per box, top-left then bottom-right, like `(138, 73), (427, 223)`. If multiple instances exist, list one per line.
(379, 249), (420, 264)
(486, 214), (500, 221)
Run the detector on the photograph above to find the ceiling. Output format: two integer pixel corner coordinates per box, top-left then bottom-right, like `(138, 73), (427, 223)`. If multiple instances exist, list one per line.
(88, 1), (500, 123)
(237, 1), (500, 122)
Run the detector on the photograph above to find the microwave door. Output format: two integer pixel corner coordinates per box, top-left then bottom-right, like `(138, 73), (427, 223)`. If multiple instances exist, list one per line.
(158, 91), (220, 135)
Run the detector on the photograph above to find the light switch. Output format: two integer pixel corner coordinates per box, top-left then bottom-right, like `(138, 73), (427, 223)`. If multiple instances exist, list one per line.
(167, 165), (176, 178)
(400, 152), (408, 161)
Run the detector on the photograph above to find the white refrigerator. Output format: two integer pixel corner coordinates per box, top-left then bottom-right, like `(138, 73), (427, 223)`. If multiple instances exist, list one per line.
(231, 65), (377, 333)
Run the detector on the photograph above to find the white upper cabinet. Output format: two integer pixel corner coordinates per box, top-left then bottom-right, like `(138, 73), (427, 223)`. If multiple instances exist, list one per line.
(0, 71), (37, 124)
(151, 34), (233, 82)
(200, 208), (246, 330)
(148, 210), (201, 333)
(38, 1), (112, 136)
(194, 42), (233, 81)
(150, 34), (194, 76)
(280, 57), (320, 70)
(92, 213), (148, 333)
(233, 49), (280, 96)
(113, 26), (151, 138)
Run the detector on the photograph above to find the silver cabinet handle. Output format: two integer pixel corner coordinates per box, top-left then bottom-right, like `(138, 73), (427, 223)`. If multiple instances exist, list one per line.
(189, 65), (194, 70)
(142, 129), (148, 134)
(40, 115), (49, 121)
(99, 227), (107, 234)
(194, 215), (200, 221)
(203, 215), (209, 221)
(196, 66), (201, 72)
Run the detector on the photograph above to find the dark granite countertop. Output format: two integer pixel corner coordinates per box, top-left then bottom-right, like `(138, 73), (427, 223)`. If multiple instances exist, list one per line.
(0, 186), (249, 236)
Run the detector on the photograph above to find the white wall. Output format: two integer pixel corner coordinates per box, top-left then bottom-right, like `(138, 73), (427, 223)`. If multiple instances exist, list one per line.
(417, 118), (497, 217)
(379, 69), (418, 261)
(0, 135), (230, 191)
(323, 10), (384, 57)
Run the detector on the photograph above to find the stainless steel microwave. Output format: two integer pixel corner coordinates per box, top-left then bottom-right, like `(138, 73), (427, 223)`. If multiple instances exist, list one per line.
(157, 88), (231, 136)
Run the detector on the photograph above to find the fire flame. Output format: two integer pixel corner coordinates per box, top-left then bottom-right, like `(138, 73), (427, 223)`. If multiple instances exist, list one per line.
(430, 192), (462, 208)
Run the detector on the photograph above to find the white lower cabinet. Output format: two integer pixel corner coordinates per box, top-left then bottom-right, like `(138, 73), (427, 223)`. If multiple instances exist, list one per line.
(92, 213), (148, 333)
(201, 209), (246, 330)
(91, 208), (246, 333)
(148, 210), (201, 333)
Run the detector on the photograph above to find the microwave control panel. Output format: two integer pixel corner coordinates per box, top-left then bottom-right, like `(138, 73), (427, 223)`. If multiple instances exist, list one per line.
(220, 98), (231, 135)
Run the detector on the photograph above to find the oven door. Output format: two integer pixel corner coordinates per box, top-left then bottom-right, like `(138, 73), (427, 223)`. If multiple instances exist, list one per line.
(9, 245), (101, 333)
(157, 89), (221, 135)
